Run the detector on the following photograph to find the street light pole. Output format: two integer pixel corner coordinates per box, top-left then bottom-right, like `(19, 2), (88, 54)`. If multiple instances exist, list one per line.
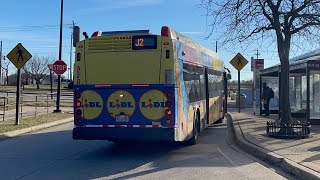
(54, 0), (63, 113)
(69, 32), (72, 81)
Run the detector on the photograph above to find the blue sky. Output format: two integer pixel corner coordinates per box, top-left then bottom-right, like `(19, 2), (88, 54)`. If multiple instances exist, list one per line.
(1, 0), (317, 80)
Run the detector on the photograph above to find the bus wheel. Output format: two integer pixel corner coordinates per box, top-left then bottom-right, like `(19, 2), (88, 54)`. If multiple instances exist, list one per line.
(186, 114), (199, 146)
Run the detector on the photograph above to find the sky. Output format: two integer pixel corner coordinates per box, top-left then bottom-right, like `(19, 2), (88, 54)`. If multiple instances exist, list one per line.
(1, 0), (319, 81)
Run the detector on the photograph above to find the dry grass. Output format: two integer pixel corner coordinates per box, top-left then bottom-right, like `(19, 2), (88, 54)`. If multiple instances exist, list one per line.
(0, 113), (72, 134)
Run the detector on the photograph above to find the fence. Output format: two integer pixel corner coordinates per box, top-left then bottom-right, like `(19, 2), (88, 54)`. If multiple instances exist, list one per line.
(266, 121), (311, 139)
(0, 91), (73, 121)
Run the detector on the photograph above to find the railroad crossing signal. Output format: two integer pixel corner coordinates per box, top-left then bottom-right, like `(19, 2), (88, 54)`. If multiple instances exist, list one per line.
(6, 43), (32, 69)
(230, 53), (248, 71)
(52, 60), (67, 75)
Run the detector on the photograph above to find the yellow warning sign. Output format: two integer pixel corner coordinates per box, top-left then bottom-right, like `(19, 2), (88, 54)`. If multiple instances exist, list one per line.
(6, 43), (32, 69)
(230, 53), (248, 71)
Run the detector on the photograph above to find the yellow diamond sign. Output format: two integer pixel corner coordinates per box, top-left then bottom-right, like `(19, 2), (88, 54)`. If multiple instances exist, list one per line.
(230, 53), (248, 71)
(6, 43), (32, 69)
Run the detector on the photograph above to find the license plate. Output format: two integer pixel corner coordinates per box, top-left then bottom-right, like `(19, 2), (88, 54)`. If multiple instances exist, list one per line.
(116, 115), (129, 122)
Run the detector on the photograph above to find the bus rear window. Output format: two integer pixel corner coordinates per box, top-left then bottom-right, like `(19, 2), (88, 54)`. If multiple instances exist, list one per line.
(132, 35), (157, 50)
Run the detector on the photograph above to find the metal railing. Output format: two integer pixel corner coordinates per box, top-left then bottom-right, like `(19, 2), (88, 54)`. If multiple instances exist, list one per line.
(266, 121), (311, 139)
(0, 92), (73, 121)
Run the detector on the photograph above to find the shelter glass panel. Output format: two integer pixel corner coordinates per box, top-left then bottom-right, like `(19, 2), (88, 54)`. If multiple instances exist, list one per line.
(261, 76), (278, 111)
(310, 71), (320, 119)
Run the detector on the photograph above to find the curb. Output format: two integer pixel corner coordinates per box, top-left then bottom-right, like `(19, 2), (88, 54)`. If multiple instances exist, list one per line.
(226, 113), (320, 180)
(0, 117), (73, 141)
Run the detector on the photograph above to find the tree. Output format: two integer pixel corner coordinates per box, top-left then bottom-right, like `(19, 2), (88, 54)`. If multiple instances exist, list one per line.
(202, 0), (320, 129)
(23, 55), (53, 89)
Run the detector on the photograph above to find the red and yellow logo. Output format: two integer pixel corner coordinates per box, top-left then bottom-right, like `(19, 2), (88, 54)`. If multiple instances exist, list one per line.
(139, 90), (167, 120)
(81, 90), (103, 120)
(107, 91), (135, 118)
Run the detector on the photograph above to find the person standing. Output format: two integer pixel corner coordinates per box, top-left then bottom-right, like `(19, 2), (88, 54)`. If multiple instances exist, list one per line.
(262, 82), (274, 116)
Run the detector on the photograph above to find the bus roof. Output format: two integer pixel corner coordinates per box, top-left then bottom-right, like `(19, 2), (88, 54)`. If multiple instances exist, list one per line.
(101, 30), (150, 36)
(164, 26), (224, 68)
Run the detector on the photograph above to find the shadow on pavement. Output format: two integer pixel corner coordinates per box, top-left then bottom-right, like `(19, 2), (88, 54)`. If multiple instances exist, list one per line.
(0, 123), (262, 180)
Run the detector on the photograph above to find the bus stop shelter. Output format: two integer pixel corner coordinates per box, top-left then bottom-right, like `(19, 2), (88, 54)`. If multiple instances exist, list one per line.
(260, 50), (320, 125)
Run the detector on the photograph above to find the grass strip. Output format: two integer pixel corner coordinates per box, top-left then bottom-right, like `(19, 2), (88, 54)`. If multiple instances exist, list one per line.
(0, 113), (73, 134)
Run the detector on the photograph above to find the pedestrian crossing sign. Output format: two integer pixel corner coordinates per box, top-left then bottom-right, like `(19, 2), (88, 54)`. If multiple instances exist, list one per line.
(6, 43), (32, 69)
(230, 53), (248, 71)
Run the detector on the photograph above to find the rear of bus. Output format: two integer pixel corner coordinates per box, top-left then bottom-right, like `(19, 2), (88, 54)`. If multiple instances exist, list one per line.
(72, 27), (176, 141)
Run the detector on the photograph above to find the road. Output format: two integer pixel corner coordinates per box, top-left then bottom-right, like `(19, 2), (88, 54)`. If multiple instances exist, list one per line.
(0, 121), (295, 180)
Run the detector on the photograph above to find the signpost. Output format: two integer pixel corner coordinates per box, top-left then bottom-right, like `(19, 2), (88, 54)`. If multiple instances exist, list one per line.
(52, 60), (67, 112)
(48, 64), (53, 99)
(230, 53), (248, 113)
(6, 43), (32, 125)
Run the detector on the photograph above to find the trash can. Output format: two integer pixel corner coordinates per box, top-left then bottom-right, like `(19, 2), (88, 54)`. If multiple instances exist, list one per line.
(236, 93), (246, 109)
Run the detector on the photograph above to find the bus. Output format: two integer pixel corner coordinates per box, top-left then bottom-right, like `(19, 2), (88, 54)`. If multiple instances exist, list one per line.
(72, 26), (225, 145)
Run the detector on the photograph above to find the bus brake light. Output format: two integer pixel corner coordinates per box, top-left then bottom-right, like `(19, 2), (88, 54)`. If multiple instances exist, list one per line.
(75, 93), (81, 99)
(161, 26), (169, 37)
(76, 101), (81, 107)
(166, 109), (172, 115)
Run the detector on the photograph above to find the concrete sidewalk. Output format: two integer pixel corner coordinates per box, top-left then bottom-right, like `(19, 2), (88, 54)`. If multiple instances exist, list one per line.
(228, 106), (320, 179)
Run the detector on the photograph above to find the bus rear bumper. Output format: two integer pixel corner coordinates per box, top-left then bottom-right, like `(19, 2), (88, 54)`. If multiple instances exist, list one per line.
(73, 127), (175, 141)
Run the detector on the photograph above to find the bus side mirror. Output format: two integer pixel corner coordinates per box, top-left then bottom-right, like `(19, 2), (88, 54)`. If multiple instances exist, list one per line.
(73, 26), (80, 47)
(227, 74), (231, 80)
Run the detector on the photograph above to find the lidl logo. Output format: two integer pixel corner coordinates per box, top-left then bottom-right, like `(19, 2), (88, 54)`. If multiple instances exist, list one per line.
(140, 90), (167, 120)
(107, 91), (135, 118)
(81, 90), (103, 120)
(109, 100), (134, 109)
(83, 99), (102, 108)
(141, 100), (166, 108)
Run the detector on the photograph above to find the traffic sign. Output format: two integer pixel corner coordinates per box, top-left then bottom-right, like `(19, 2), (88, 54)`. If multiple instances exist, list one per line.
(52, 60), (67, 75)
(48, 64), (53, 71)
(230, 53), (248, 71)
(6, 43), (32, 69)
(255, 59), (264, 70)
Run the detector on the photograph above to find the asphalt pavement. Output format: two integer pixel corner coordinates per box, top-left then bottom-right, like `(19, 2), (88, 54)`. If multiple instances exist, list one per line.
(228, 99), (320, 179)
(0, 121), (294, 179)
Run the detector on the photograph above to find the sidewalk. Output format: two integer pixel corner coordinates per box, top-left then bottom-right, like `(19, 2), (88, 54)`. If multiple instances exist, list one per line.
(227, 102), (320, 179)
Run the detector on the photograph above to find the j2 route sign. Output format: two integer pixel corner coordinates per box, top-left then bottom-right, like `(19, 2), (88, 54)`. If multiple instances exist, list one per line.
(52, 60), (67, 75)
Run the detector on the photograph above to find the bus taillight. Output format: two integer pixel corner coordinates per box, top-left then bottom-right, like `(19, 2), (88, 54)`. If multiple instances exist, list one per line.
(75, 101), (81, 107)
(75, 93), (81, 99)
(76, 109), (82, 115)
(166, 91), (174, 98)
(75, 118), (83, 126)
(165, 109), (172, 115)
(166, 100), (173, 107)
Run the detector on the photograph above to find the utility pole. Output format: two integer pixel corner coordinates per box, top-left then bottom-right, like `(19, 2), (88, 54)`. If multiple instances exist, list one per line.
(69, 21), (75, 81)
(54, 0), (63, 113)
(255, 49), (260, 59)
(253, 49), (260, 115)
(0, 41), (2, 85)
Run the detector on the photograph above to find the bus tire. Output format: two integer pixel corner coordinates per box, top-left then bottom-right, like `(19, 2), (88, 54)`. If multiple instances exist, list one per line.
(186, 113), (199, 146)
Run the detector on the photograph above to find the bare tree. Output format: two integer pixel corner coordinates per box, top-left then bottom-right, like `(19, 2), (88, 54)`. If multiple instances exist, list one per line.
(23, 55), (53, 89)
(202, 0), (320, 129)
